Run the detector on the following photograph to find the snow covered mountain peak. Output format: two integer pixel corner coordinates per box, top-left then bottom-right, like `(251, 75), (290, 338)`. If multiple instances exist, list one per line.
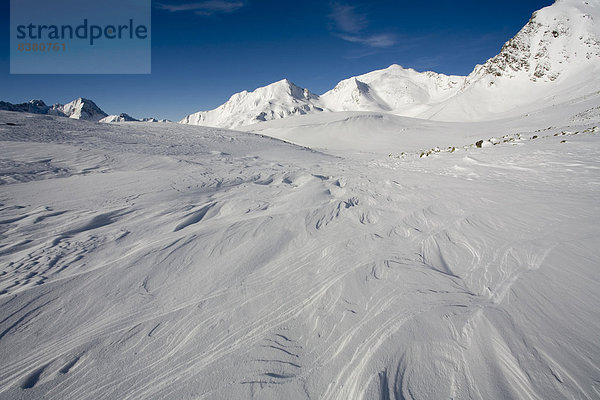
(180, 79), (323, 129)
(468, 0), (600, 85)
(59, 98), (108, 121)
(26, 99), (48, 109)
(235, 78), (319, 103)
(321, 76), (391, 112)
(320, 64), (465, 114)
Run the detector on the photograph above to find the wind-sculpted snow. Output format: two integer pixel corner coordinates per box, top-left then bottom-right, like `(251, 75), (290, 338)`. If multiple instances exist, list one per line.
(0, 110), (599, 399)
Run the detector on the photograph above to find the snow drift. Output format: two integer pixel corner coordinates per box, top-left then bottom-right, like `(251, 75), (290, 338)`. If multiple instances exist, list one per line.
(1, 96), (599, 399)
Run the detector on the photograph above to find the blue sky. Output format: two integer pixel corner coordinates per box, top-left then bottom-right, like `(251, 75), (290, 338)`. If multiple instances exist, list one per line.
(1, 0), (553, 121)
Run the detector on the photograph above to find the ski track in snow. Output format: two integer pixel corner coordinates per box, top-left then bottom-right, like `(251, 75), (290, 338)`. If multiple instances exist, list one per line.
(0, 111), (599, 399)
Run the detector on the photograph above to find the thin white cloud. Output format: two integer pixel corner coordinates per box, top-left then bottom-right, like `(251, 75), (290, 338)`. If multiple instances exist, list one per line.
(328, 2), (396, 48)
(337, 33), (396, 48)
(157, 1), (244, 16)
(329, 3), (367, 34)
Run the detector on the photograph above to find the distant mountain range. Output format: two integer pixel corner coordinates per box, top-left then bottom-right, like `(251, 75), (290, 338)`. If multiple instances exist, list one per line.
(0, 98), (107, 121)
(181, 0), (600, 128)
(0, 98), (170, 123)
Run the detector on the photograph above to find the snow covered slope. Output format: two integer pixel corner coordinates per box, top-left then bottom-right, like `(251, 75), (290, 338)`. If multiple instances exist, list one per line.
(1, 108), (599, 399)
(181, 0), (600, 128)
(244, 90), (600, 155)
(180, 79), (323, 128)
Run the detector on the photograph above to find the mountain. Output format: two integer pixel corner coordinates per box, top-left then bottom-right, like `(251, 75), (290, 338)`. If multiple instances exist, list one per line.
(0, 97), (174, 124)
(179, 68), (463, 128)
(320, 65), (465, 116)
(180, 79), (324, 129)
(423, 0), (600, 121)
(0, 99), (51, 114)
(141, 117), (172, 123)
(181, 0), (600, 128)
(472, 0), (600, 83)
(0, 97), (108, 121)
(102, 114), (173, 123)
(58, 98), (108, 121)
(100, 113), (139, 123)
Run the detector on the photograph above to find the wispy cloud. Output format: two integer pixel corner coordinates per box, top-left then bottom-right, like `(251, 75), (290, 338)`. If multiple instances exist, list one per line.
(337, 33), (396, 48)
(329, 3), (367, 34)
(157, 1), (244, 16)
(328, 2), (396, 48)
